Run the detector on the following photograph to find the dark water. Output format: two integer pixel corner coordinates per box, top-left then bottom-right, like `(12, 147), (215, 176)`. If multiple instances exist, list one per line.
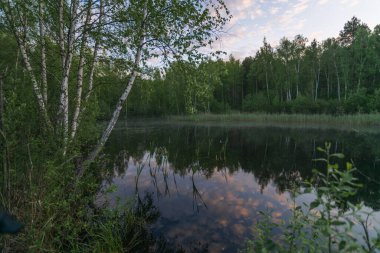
(98, 121), (380, 252)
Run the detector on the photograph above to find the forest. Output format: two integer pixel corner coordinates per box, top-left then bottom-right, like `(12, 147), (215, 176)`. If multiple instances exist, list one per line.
(1, 0), (380, 251)
(119, 17), (380, 117)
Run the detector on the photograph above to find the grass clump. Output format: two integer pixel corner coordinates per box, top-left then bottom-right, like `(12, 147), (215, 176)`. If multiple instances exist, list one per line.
(171, 113), (380, 127)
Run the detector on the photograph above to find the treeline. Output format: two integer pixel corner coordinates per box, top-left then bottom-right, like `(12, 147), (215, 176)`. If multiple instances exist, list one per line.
(121, 17), (380, 116)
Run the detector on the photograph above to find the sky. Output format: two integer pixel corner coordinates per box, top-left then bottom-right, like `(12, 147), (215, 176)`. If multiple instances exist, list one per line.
(213, 0), (380, 60)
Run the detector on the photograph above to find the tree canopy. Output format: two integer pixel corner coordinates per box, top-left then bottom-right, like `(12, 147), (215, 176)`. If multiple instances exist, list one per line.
(123, 16), (380, 116)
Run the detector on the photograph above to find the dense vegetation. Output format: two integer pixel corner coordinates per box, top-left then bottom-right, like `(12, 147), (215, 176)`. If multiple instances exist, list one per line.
(121, 17), (380, 116)
(246, 143), (380, 253)
(0, 0), (230, 251)
(0, 0), (379, 251)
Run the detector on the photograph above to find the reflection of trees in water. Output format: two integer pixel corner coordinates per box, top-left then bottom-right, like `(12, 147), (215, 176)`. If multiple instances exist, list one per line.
(107, 147), (209, 213)
(106, 125), (380, 209)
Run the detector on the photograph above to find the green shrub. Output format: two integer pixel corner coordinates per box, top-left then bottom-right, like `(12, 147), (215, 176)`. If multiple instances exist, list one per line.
(344, 88), (370, 113)
(245, 143), (380, 253)
(367, 88), (380, 112)
(210, 99), (230, 114)
(289, 95), (320, 114)
(242, 92), (271, 112)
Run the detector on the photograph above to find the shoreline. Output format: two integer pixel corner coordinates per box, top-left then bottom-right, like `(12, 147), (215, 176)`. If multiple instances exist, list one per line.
(110, 113), (380, 133)
(168, 113), (380, 126)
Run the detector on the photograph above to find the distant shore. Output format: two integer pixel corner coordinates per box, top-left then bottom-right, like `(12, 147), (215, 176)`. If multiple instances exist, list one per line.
(169, 113), (380, 127)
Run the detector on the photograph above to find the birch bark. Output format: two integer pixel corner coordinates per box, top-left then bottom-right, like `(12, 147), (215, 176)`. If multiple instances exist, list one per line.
(59, 0), (78, 154)
(78, 1), (148, 177)
(83, 0), (103, 107)
(334, 57), (341, 101)
(59, 0), (65, 69)
(2, 2), (51, 128)
(70, 0), (93, 140)
(39, 0), (48, 104)
(72, 0), (104, 141)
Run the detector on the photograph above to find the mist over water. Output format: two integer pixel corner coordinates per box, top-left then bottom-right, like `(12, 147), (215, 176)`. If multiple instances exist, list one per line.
(99, 121), (380, 252)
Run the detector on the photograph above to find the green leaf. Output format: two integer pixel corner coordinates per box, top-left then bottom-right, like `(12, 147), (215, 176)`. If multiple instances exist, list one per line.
(331, 153), (345, 159)
(313, 158), (328, 163)
(317, 147), (326, 153)
(339, 240), (347, 250)
(331, 220), (346, 226)
(346, 162), (353, 170)
(309, 200), (320, 209)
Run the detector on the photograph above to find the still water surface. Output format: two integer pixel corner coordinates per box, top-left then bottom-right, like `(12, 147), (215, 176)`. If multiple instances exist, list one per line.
(99, 120), (380, 252)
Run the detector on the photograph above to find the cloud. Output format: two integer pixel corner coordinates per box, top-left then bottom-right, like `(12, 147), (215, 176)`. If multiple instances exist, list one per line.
(270, 7), (280, 15)
(215, 0), (379, 60)
(278, 0), (310, 26)
(318, 0), (329, 5)
(308, 31), (324, 41)
(293, 0), (310, 15)
(241, 0), (254, 8)
(250, 7), (265, 20)
(340, 0), (361, 7)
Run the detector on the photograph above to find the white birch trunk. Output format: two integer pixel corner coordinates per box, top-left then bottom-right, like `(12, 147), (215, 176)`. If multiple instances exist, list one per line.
(70, 0), (92, 140)
(325, 70), (330, 99)
(84, 54), (141, 169)
(3, 2), (51, 128)
(39, 0), (48, 105)
(19, 41), (51, 128)
(78, 1), (148, 177)
(334, 57), (341, 101)
(296, 60), (300, 98)
(76, 0), (103, 131)
(315, 60), (320, 101)
(59, 0), (65, 69)
(59, 0), (78, 154)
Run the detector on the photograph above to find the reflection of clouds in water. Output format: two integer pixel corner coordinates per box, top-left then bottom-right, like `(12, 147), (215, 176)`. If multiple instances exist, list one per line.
(99, 151), (294, 252)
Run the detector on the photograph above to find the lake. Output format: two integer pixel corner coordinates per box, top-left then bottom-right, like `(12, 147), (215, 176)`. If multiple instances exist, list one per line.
(98, 120), (380, 252)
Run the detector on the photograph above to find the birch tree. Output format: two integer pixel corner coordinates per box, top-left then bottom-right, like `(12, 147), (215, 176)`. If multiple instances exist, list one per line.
(0, 0), (113, 154)
(81, 0), (230, 176)
(255, 38), (274, 102)
(292, 35), (307, 98)
(306, 39), (322, 100)
(1, 0), (52, 129)
(0, 0), (230, 176)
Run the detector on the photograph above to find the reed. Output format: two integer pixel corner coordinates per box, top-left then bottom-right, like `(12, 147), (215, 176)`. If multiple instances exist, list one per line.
(171, 113), (380, 127)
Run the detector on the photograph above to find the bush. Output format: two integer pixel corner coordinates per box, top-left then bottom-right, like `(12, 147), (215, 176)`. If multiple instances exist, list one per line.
(245, 143), (380, 253)
(344, 88), (370, 113)
(210, 99), (230, 114)
(289, 95), (320, 114)
(242, 92), (270, 112)
(367, 88), (380, 112)
(310, 99), (345, 115)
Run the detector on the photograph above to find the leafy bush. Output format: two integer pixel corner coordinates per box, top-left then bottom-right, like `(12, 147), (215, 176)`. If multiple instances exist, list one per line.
(210, 99), (231, 114)
(367, 88), (380, 112)
(344, 88), (370, 113)
(289, 95), (320, 114)
(242, 92), (271, 112)
(245, 143), (380, 253)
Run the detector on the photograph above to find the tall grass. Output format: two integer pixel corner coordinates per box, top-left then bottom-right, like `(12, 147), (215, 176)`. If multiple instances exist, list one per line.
(171, 113), (380, 127)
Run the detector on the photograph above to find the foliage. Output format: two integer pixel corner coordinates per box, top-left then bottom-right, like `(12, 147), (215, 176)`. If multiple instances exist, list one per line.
(242, 92), (271, 112)
(344, 88), (371, 113)
(289, 96), (320, 114)
(124, 16), (380, 116)
(245, 143), (379, 253)
(0, 0), (230, 251)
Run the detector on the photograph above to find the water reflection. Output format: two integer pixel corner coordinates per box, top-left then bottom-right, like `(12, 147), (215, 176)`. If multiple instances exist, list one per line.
(99, 122), (380, 252)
